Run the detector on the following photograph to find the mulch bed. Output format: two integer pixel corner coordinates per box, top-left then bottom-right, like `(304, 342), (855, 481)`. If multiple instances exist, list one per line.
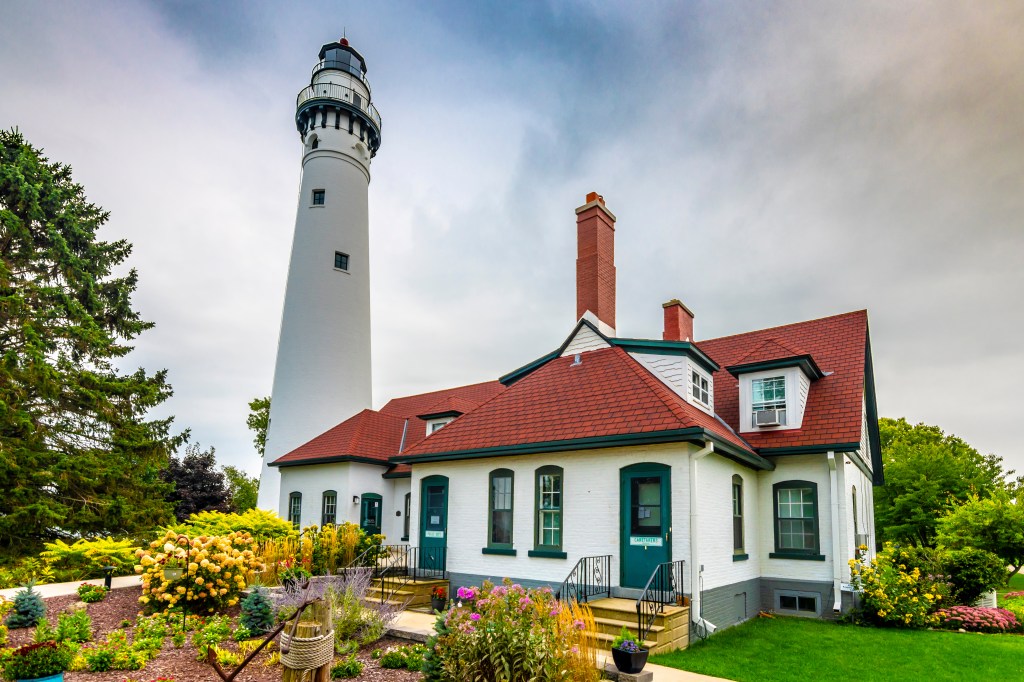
(6, 586), (423, 681)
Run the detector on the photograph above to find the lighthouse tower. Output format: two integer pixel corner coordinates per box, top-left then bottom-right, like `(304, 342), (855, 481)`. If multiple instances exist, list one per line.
(257, 38), (382, 511)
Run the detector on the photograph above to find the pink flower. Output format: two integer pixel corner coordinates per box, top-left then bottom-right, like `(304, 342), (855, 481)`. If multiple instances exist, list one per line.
(470, 613), (481, 621)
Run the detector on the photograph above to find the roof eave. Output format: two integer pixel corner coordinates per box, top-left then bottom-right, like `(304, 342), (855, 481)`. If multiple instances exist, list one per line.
(269, 455), (391, 468)
(725, 355), (825, 380)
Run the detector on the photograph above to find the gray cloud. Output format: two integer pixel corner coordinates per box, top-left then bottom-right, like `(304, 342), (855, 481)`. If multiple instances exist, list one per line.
(1, 1), (1021, 477)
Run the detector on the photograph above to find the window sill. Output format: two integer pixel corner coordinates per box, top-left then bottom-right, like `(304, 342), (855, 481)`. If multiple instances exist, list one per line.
(333, 268), (350, 274)
(481, 547), (516, 556)
(732, 553), (749, 562)
(527, 549), (567, 559)
(770, 552), (825, 561)
(309, 204), (325, 208)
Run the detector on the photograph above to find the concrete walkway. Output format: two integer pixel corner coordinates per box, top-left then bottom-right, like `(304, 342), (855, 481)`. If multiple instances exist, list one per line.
(389, 609), (729, 682)
(0, 575), (142, 600)
(2, 578), (728, 681)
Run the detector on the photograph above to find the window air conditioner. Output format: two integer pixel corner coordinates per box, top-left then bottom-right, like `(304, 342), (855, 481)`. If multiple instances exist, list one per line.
(754, 409), (782, 427)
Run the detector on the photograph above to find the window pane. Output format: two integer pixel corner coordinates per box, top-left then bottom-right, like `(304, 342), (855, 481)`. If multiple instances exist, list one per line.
(491, 510), (512, 544)
(798, 596), (816, 612)
(780, 595), (797, 610)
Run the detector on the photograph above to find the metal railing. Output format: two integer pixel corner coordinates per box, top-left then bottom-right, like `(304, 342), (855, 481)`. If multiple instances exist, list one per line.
(636, 560), (685, 644)
(340, 544), (447, 604)
(296, 82), (382, 130)
(555, 555), (612, 604)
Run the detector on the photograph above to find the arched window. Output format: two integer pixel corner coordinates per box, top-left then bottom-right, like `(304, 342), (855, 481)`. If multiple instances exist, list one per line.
(321, 490), (337, 526)
(771, 481), (823, 560)
(288, 492), (302, 529)
(732, 475), (745, 558)
(488, 469), (514, 551)
(531, 465), (564, 556)
(402, 492), (411, 541)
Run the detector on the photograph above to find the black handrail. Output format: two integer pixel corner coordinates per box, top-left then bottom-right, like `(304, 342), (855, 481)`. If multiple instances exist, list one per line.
(555, 555), (612, 603)
(636, 560), (685, 644)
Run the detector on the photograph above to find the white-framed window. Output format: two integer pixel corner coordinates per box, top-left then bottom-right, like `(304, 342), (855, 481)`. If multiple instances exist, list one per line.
(691, 370), (710, 407)
(752, 375), (787, 426)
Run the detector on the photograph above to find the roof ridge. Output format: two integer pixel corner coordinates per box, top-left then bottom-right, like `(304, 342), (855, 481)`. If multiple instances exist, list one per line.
(387, 379), (499, 404)
(699, 309), (866, 344)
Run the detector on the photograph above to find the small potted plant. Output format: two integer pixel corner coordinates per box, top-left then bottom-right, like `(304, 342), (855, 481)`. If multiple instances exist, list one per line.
(278, 557), (312, 590)
(610, 626), (648, 675)
(162, 556), (184, 581)
(430, 585), (448, 612)
(3, 641), (74, 682)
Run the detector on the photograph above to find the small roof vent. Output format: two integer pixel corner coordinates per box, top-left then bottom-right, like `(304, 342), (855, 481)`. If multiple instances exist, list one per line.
(571, 353), (582, 367)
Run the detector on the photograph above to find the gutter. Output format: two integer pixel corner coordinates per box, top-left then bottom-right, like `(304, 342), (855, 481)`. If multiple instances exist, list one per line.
(827, 452), (843, 614)
(689, 440), (718, 637)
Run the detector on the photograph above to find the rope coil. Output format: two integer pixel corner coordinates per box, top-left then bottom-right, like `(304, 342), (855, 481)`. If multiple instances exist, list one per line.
(280, 629), (335, 670)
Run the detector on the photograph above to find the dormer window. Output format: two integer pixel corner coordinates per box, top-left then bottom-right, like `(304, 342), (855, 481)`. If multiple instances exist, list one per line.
(430, 420), (450, 434)
(752, 376), (787, 427)
(690, 371), (710, 407)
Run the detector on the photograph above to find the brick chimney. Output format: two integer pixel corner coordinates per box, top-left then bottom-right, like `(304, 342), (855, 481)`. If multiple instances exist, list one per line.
(663, 299), (694, 342)
(575, 192), (616, 335)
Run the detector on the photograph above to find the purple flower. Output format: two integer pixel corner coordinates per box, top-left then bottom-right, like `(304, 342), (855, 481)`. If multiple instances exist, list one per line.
(470, 612), (481, 621)
(457, 586), (476, 600)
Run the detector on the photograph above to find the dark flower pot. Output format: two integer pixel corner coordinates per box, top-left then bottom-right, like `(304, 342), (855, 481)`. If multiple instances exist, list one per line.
(430, 596), (448, 612)
(611, 646), (649, 674)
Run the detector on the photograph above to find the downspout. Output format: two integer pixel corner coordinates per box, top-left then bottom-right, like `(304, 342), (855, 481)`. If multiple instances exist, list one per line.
(827, 452), (842, 614)
(689, 441), (717, 636)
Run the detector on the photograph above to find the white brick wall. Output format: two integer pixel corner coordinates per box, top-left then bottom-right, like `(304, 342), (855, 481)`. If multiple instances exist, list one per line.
(411, 443), (694, 586)
(756, 455), (833, 583)
(278, 462), (391, 533)
(694, 456), (760, 591)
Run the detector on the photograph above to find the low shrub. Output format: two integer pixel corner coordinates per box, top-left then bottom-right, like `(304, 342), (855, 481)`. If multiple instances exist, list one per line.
(377, 643), (427, 670)
(170, 509), (296, 540)
(240, 586), (274, 634)
(191, 615), (234, 661)
(331, 654), (364, 678)
(40, 537), (139, 580)
(936, 606), (1019, 633)
(422, 578), (599, 681)
(943, 548), (1007, 605)
(3, 641), (75, 679)
(849, 542), (951, 628)
(81, 629), (150, 672)
(77, 583), (109, 603)
(0, 558), (55, 590)
(56, 609), (93, 643)
(135, 530), (264, 613)
(4, 585), (46, 629)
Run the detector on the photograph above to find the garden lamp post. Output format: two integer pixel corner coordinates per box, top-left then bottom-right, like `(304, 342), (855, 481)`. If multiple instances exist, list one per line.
(177, 533), (190, 632)
(102, 565), (115, 590)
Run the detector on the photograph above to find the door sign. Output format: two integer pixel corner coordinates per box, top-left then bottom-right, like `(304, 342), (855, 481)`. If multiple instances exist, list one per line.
(629, 536), (664, 547)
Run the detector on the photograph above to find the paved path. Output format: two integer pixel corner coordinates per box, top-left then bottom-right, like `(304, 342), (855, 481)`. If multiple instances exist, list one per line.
(3, 578), (728, 681)
(0, 575), (142, 600)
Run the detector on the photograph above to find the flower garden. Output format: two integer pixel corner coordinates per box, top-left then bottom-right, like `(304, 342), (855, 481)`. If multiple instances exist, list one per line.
(0, 511), (424, 681)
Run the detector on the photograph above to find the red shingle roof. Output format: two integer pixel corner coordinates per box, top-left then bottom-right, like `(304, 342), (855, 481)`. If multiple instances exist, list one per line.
(731, 337), (809, 367)
(698, 310), (868, 450)
(271, 380), (506, 467)
(403, 346), (756, 457)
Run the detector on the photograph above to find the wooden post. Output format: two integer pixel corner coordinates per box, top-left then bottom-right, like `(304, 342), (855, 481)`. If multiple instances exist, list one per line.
(282, 599), (333, 682)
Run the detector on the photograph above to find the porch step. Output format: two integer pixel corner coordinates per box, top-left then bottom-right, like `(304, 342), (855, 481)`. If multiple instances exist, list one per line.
(592, 615), (665, 637)
(582, 597), (690, 654)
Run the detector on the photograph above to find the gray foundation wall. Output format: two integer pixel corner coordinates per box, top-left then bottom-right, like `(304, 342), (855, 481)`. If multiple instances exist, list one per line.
(448, 571), (559, 595)
(759, 577), (838, 619)
(696, 578), (762, 629)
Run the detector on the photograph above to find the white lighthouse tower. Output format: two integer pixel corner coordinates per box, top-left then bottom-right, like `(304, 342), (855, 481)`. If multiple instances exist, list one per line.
(257, 37), (382, 511)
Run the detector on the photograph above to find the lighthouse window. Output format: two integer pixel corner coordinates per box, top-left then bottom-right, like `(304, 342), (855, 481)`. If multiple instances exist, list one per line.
(334, 252), (350, 271)
(312, 189), (325, 205)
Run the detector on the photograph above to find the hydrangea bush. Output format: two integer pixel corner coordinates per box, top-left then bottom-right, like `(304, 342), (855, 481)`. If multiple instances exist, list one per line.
(849, 542), (951, 628)
(135, 530), (264, 613)
(936, 606), (1019, 633)
(423, 578), (599, 682)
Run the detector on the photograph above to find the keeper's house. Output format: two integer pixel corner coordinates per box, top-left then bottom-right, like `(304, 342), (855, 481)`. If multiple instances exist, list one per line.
(269, 193), (882, 634)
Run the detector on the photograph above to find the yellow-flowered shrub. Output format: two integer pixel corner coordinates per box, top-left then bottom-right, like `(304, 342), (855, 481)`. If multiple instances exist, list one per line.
(135, 530), (264, 613)
(849, 542), (951, 628)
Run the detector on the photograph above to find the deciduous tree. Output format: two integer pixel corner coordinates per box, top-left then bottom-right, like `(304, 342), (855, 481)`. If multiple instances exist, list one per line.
(246, 396), (269, 458)
(223, 465), (258, 512)
(0, 130), (179, 553)
(874, 418), (1017, 547)
(938, 492), (1024, 583)
(162, 442), (230, 521)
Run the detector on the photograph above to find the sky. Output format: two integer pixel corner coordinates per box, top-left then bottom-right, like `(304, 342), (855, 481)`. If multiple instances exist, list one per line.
(1, 1), (1022, 479)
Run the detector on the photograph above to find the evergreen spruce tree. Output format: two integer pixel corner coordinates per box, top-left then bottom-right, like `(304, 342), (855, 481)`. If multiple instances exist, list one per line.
(239, 587), (274, 634)
(0, 130), (181, 552)
(5, 585), (46, 629)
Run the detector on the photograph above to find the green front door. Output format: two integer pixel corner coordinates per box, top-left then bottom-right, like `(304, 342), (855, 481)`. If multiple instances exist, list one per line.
(419, 476), (448, 571)
(620, 463), (671, 588)
(360, 493), (382, 536)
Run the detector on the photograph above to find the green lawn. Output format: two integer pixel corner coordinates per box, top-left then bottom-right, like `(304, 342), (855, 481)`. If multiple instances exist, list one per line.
(650, 616), (1024, 682)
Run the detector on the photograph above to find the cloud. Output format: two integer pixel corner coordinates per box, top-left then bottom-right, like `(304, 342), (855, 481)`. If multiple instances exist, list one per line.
(1, 0), (1021, 477)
